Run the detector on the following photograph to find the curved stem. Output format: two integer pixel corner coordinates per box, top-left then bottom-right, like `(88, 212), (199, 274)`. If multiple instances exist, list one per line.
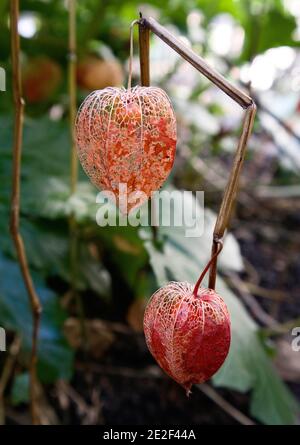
(10, 0), (42, 425)
(193, 240), (223, 297)
(127, 19), (140, 90)
(138, 16), (256, 292)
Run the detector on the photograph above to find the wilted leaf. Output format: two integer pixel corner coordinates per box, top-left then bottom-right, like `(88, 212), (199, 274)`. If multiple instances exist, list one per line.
(64, 317), (115, 359)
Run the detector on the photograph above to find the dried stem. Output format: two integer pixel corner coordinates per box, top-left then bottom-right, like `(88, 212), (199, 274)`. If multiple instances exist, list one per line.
(9, 0), (42, 425)
(138, 17), (150, 86)
(68, 0), (77, 194)
(138, 16), (158, 241)
(68, 0), (86, 342)
(77, 362), (255, 425)
(208, 103), (256, 288)
(138, 16), (256, 289)
(127, 20), (139, 90)
(197, 383), (256, 425)
(193, 240), (223, 297)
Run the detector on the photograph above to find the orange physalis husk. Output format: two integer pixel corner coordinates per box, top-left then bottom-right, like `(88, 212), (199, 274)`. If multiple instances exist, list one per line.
(75, 86), (177, 212)
(143, 281), (231, 395)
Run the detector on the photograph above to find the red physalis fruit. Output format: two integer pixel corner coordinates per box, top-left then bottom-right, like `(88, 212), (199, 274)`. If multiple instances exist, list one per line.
(75, 86), (176, 212)
(22, 57), (62, 103)
(143, 281), (231, 394)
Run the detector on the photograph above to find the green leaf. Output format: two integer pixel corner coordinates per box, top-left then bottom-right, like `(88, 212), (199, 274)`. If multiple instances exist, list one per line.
(0, 114), (111, 299)
(211, 279), (299, 425)
(242, 7), (298, 60)
(11, 373), (30, 406)
(141, 190), (299, 425)
(0, 253), (74, 383)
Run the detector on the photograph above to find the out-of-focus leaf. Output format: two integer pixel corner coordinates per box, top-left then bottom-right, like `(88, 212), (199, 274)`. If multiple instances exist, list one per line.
(0, 254), (74, 383)
(243, 8), (298, 60)
(64, 317), (115, 359)
(141, 189), (299, 425)
(0, 115), (98, 221)
(212, 279), (299, 426)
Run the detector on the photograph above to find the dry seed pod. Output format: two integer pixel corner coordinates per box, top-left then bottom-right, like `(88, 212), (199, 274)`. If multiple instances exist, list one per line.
(143, 281), (231, 394)
(75, 86), (176, 212)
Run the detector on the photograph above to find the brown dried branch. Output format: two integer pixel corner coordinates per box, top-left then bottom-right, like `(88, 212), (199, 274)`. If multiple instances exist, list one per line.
(197, 383), (256, 425)
(67, 0), (86, 342)
(261, 317), (300, 337)
(138, 16), (256, 289)
(9, 0), (42, 425)
(244, 281), (288, 302)
(226, 272), (277, 328)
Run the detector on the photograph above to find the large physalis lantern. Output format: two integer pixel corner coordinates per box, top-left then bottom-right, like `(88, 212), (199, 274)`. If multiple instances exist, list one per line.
(75, 21), (176, 212)
(75, 86), (176, 211)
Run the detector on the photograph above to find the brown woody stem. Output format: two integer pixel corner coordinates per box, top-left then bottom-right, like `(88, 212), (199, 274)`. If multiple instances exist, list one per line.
(138, 17), (158, 241)
(138, 16), (256, 289)
(10, 0), (42, 425)
(193, 240), (223, 297)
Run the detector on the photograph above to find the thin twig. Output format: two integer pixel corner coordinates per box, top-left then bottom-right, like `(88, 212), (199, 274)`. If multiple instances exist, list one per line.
(193, 240), (223, 294)
(261, 317), (300, 337)
(9, 0), (42, 425)
(138, 18), (158, 241)
(226, 273), (277, 327)
(127, 20), (139, 90)
(77, 362), (255, 425)
(0, 336), (21, 425)
(197, 383), (256, 425)
(139, 16), (256, 289)
(68, 0), (77, 194)
(68, 0), (87, 343)
(244, 281), (288, 302)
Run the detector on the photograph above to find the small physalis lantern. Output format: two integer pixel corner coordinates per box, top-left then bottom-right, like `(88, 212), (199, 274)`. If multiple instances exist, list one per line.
(143, 243), (231, 394)
(75, 86), (176, 211)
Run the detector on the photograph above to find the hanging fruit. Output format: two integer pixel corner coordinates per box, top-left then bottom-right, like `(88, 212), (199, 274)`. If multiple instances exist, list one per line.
(143, 242), (231, 394)
(75, 20), (176, 212)
(77, 56), (124, 91)
(143, 281), (231, 395)
(22, 57), (62, 103)
(75, 85), (176, 211)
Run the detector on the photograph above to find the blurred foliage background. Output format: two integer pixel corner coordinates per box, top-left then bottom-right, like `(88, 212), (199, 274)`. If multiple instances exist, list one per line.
(0, 0), (300, 425)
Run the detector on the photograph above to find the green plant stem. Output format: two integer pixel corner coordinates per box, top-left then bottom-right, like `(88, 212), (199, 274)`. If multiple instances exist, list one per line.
(68, 0), (77, 194)
(68, 0), (86, 344)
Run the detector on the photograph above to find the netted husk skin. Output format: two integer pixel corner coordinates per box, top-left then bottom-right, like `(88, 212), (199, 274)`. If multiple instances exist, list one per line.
(75, 86), (176, 211)
(143, 282), (231, 394)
